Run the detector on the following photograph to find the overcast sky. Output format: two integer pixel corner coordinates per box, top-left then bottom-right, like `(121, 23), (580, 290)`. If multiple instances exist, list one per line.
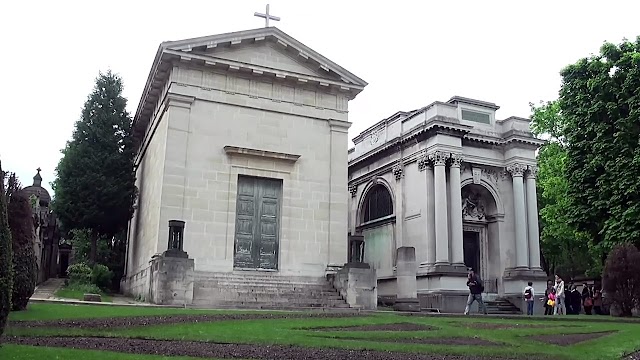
(1, 0), (638, 196)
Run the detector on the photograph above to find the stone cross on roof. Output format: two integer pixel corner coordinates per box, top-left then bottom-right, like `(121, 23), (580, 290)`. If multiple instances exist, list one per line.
(254, 4), (280, 28)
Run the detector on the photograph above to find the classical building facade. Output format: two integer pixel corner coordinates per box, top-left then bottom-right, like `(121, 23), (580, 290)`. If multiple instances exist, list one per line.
(122, 27), (368, 306)
(348, 96), (546, 311)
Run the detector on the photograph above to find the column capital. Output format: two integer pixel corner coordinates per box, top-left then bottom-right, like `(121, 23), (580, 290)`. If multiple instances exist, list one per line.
(449, 153), (464, 168)
(506, 163), (527, 177)
(348, 184), (357, 198)
(392, 164), (404, 180)
(430, 150), (448, 166)
(418, 154), (432, 172)
(526, 165), (538, 179)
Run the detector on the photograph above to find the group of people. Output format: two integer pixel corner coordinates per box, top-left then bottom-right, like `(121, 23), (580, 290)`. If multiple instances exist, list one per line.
(465, 270), (605, 316)
(539, 275), (604, 315)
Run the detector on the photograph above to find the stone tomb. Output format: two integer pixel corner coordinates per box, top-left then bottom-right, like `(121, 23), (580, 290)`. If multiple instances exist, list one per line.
(121, 27), (369, 307)
(348, 96), (548, 313)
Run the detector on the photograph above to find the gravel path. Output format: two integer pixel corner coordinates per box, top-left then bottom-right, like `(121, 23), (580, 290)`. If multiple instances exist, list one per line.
(626, 350), (640, 360)
(9, 312), (363, 329)
(6, 336), (545, 360)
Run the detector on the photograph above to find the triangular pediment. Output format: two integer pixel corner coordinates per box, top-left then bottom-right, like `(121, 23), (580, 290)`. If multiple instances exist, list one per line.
(190, 41), (340, 80)
(161, 27), (367, 88)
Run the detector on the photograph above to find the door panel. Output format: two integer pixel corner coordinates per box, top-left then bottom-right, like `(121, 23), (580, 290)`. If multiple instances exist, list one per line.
(233, 175), (281, 270)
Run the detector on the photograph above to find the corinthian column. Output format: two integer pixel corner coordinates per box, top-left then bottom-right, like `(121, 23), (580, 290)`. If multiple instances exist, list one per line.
(449, 154), (464, 266)
(418, 155), (435, 266)
(432, 151), (449, 264)
(526, 166), (542, 270)
(507, 163), (529, 269)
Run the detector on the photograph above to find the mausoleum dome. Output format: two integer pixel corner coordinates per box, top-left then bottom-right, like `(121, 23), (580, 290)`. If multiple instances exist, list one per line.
(22, 167), (51, 206)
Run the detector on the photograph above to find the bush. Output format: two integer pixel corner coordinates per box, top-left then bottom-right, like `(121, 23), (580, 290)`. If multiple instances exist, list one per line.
(0, 161), (14, 336)
(67, 263), (91, 285)
(602, 243), (640, 317)
(91, 264), (113, 290)
(7, 192), (37, 311)
(65, 282), (102, 295)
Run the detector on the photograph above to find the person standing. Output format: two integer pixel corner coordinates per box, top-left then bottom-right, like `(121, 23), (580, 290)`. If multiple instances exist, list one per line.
(582, 284), (594, 315)
(543, 281), (554, 315)
(523, 281), (535, 315)
(554, 275), (566, 315)
(464, 270), (487, 315)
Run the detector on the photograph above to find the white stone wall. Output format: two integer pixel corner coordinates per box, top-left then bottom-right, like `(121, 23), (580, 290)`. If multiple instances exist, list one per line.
(126, 111), (169, 280)
(145, 61), (352, 277)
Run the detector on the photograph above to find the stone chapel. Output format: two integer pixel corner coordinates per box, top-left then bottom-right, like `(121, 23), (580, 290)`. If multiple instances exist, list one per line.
(121, 27), (371, 307)
(347, 96), (547, 312)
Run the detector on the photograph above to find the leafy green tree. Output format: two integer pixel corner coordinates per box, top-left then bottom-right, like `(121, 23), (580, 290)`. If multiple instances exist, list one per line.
(52, 71), (137, 266)
(530, 101), (598, 278)
(0, 161), (14, 335)
(602, 243), (640, 317)
(8, 192), (37, 311)
(560, 37), (640, 254)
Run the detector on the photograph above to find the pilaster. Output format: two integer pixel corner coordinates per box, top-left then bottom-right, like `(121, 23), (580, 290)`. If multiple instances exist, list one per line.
(449, 153), (464, 266)
(392, 162), (404, 249)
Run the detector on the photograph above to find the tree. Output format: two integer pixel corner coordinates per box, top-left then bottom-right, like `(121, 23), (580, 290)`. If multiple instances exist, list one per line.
(530, 101), (597, 278)
(0, 161), (14, 335)
(8, 192), (37, 311)
(602, 243), (640, 317)
(52, 71), (137, 266)
(560, 37), (640, 253)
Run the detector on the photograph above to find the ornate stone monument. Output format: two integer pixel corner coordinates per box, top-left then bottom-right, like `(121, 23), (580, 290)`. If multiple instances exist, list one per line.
(393, 246), (420, 312)
(150, 220), (195, 305)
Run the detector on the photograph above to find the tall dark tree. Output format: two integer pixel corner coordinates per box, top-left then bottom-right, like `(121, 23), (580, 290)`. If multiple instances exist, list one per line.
(0, 161), (14, 336)
(8, 192), (37, 311)
(560, 37), (640, 254)
(52, 71), (137, 265)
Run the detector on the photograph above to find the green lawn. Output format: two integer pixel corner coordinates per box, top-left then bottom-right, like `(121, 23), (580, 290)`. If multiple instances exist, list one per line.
(54, 287), (113, 303)
(2, 303), (640, 360)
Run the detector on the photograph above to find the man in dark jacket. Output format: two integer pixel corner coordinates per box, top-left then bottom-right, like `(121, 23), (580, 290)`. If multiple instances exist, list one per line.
(464, 269), (487, 315)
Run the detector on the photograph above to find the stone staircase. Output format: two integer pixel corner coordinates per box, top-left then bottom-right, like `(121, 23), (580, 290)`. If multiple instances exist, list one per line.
(191, 272), (351, 310)
(484, 297), (521, 315)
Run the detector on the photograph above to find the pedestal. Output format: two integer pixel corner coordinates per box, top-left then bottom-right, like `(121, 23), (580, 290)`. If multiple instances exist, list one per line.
(330, 263), (377, 310)
(150, 253), (195, 306)
(393, 246), (420, 312)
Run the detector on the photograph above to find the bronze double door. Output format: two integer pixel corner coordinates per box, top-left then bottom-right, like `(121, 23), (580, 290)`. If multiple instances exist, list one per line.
(233, 175), (282, 270)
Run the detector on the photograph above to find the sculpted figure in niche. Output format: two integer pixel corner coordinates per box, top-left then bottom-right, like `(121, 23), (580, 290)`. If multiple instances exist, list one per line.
(462, 189), (486, 221)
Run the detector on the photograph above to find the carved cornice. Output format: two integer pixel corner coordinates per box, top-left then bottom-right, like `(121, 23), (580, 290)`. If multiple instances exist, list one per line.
(526, 165), (538, 179)
(348, 184), (357, 198)
(506, 163), (527, 177)
(392, 164), (404, 180)
(223, 146), (300, 163)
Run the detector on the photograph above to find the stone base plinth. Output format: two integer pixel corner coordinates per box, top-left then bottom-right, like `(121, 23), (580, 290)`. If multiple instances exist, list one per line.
(330, 263), (377, 310)
(418, 291), (470, 313)
(394, 298), (420, 312)
(150, 253), (195, 306)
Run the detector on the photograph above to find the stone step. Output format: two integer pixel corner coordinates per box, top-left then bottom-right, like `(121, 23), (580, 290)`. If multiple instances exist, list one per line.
(194, 284), (338, 293)
(194, 272), (326, 283)
(193, 291), (343, 302)
(195, 278), (331, 287)
(192, 299), (351, 309)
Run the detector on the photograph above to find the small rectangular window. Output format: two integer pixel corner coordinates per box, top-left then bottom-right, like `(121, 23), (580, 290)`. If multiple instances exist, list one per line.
(461, 109), (491, 124)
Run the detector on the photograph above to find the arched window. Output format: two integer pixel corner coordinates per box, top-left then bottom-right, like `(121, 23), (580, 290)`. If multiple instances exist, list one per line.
(361, 185), (393, 223)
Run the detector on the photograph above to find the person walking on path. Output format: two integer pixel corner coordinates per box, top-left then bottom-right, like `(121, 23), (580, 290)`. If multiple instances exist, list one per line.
(554, 275), (566, 315)
(524, 281), (535, 315)
(464, 270), (487, 315)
